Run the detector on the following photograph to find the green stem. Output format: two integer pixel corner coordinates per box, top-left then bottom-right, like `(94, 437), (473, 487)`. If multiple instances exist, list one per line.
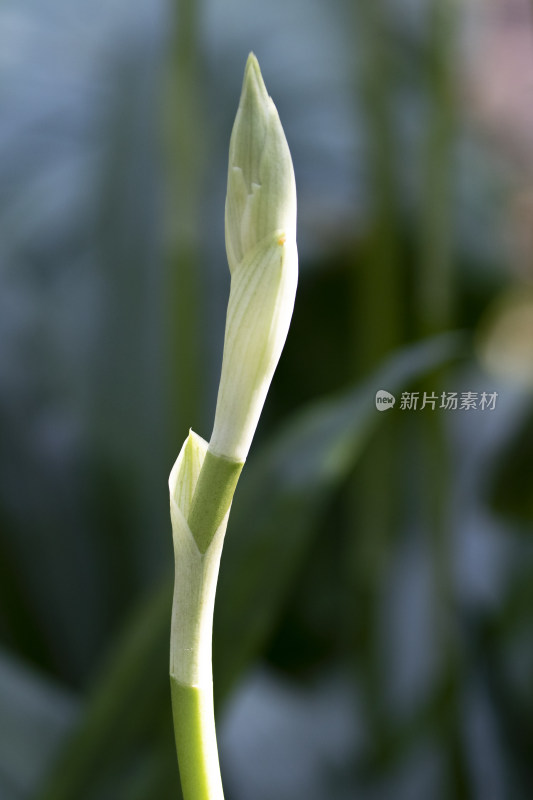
(170, 449), (243, 799)
(349, 0), (402, 752)
(164, 0), (206, 441)
(171, 679), (224, 800)
(418, 2), (469, 792)
(418, 0), (456, 335)
(354, 0), (402, 371)
(188, 450), (243, 554)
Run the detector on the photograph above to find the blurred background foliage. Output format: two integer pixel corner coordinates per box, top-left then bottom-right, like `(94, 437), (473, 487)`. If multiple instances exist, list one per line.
(1, 0), (533, 797)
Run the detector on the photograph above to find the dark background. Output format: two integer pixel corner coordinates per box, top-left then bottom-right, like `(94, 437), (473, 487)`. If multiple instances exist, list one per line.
(1, 0), (533, 798)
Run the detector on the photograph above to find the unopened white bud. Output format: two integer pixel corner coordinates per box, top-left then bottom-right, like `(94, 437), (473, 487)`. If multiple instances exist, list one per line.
(210, 53), (298, 462)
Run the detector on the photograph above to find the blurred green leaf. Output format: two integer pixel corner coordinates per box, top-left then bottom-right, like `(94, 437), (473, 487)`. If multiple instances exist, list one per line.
(36, 582), (173, 800)
(214, 333), (466, 697)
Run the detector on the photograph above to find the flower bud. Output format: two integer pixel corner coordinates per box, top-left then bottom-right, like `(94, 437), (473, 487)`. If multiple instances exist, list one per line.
(210, 53), (298, 462)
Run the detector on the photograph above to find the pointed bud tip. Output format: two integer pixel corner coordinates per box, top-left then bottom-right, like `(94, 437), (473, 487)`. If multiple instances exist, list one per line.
(246, 51), (259, 70)
(244, 52), (261, 81)
(241, 52), (269, 106)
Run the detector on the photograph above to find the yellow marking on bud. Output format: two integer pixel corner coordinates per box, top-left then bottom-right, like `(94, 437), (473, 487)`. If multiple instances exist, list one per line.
(277, 233), (286, 246)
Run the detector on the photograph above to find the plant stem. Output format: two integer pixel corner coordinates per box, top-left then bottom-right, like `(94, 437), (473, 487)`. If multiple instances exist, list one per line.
(170, 679), (224, 800)
(164, 0), (206, 441)
(170, 448), (243, 799)
(349, 0), (402, 752)
(418, 0), (456, 336)
(168, 53), (296, 798)
(188, 450), (243, 554)
(418, 2), (470, 792)
(354, 0), (402, 371)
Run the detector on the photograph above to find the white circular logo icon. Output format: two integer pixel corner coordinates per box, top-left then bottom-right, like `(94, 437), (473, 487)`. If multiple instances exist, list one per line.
(375, 390), (395, 411)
